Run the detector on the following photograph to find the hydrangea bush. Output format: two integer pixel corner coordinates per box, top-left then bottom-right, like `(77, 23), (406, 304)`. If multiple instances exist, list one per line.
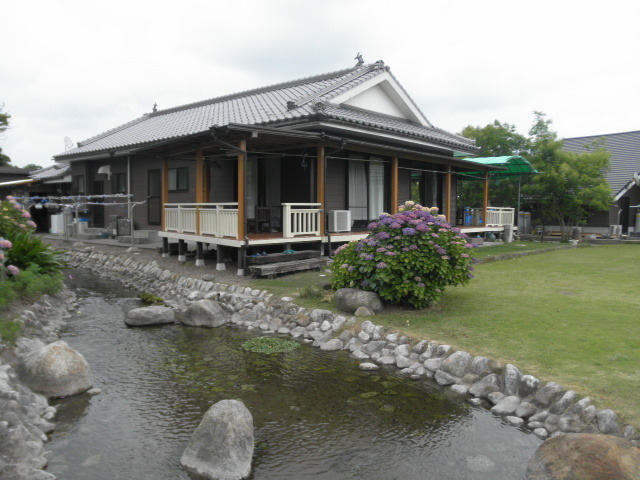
(0, 196), (37, 237)
(330, 201), (477, 309)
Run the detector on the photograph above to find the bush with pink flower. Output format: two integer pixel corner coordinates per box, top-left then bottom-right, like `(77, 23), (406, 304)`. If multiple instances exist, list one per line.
(330, 201), (477, 309)
(0, 196), (36, 237)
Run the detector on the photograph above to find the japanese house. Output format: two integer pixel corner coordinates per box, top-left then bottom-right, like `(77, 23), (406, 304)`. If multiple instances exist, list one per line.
(53, 59), (512, 272)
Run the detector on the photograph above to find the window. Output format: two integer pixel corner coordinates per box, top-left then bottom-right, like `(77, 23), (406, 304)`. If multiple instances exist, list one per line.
(73, 175), (85, 194)
(112, 172), (127, 194)
(169, 167), (189, 192)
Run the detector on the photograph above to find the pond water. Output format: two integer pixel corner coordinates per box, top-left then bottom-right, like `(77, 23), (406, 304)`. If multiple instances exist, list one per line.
(46, 269), (540, 479)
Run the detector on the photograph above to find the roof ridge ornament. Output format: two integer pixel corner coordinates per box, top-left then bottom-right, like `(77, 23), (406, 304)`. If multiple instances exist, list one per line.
(354, 52), (364, 66)
(286, 100), (297, 110)
(370, 60), (386, 70)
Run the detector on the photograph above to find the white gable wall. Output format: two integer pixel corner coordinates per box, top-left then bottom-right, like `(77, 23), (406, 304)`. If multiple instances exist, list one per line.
(343, 84), (408, 119)
(329, 70), (432, 127)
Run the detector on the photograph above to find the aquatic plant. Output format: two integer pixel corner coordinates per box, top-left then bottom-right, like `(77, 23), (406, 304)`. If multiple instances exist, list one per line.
(137, 292), (165, 305)
(330, 201), (477, 308)
(241, 336), (300, 354)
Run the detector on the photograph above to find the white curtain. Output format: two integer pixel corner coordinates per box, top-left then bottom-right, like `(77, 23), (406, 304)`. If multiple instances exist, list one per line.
(368, 160), (384, 219)
(348, 160), (368, 221)
(245, 157), (258, 219)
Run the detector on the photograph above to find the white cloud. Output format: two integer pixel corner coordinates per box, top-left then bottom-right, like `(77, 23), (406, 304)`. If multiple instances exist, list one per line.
(1, 0), (639, 166)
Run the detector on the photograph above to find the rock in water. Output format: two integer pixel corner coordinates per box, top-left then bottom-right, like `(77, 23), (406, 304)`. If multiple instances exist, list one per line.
(334, 288), (383, 314)
(19, 341), (93, 398)
(125, 306), (175, 326)
(526, 433), (640, 480)
(183, 300), (230, 327)
(181, 399), (254, 480)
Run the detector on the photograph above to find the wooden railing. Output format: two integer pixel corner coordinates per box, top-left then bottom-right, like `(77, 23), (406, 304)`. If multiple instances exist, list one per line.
(486, 207), (515, 226)
(282, 203), (321, 237)
(164, 203), (238, 237)
(462, 207), (515, 227)
(164, 202), (322, 239)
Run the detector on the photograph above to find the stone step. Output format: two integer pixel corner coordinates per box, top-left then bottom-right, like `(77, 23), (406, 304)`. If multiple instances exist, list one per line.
(248, 258), (325, 278)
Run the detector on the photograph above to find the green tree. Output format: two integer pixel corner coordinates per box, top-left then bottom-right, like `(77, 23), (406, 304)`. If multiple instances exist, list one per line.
(460, 120), (529, 157)
(23, 164), (42, 171)
(458, 120), (529, 208)
(0, 104), (11, 166)
(526, 113), (611, 239)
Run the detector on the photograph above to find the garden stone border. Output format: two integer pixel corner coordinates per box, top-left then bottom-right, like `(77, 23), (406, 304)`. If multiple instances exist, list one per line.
(0, 287), (78, 479)
(62, 248), (639, 446)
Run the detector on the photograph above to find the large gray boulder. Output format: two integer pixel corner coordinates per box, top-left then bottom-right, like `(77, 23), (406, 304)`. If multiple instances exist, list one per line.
(183, 300), (230, 328)
(18, 341), (92, 398)
(334, 288), (383, 314)
(526, 433), (640, 480)
(181, 399), (254, 480)
(125, 306), (175, 326)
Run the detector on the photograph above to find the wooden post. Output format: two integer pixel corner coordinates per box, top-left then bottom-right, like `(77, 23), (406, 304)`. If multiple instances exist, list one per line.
(445, 166), (452, 222)
(195, 149), (205, 235)
(317, 145), (326, 236)
(391, 156), (399, 214)
(482, 172), (489, 227)
(161, 158), (169, 231)
(237, 140), (247, 240)
(162, 237), (169, 258)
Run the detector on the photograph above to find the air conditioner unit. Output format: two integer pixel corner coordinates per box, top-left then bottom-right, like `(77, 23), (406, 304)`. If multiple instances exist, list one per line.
(328, 210), (352, 233)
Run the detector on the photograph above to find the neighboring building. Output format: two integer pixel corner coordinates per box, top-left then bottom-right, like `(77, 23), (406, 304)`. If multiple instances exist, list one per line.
(563, 131), (640, 234)
(0, 166), (32, 197)
(53, 60), (511, 271)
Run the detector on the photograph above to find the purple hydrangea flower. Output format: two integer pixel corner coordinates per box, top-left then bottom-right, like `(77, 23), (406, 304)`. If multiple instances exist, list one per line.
(417, 282), (425, 288)
(361, 280), (369, 287)
(376, 231), (391, 240)
(402, 227), (417, 236)
(467, 273), (475, 278)
(376, 262), (388, 269)
(416, 223), (429, 232)
(376, 247), (387, 253)
(367, 222), (379, 229)
(384, 251), (397, 256)
(390, 222), (402, 229)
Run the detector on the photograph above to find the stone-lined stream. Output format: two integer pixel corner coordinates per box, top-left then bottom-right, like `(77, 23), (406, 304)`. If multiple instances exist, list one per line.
(46, 269), (540, 479)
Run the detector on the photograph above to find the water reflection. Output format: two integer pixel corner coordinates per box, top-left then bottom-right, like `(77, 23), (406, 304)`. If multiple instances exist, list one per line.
(46, 269), (540, 479)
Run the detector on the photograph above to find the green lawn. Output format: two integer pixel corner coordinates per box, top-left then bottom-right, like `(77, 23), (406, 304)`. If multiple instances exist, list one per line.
(472, 240), (572, 259)
(249, 244), (640, 425)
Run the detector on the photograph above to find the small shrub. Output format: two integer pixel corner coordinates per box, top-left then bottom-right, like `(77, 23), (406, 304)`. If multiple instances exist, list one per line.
(138, 292), (165, 305)
(297, 284), (324, 300)
(3, 231), (66, 275)
(0, 317), (21, 343)
(330, 201), (477, 309)
(241, 336), (300, 354)
(11, 266), (63, 300)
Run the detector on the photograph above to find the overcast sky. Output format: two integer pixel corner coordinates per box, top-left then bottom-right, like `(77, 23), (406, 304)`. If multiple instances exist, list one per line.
(2, 0), (639, 168)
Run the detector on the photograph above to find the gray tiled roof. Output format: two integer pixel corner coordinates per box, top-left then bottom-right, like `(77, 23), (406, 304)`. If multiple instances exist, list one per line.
(55, 62), (475, 159)
(563, 131), (640, 193)
(30, 163), (70, 181)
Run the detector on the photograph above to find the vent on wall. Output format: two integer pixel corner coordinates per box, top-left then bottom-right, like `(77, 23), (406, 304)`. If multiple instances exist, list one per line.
(328, 210), (352, 233)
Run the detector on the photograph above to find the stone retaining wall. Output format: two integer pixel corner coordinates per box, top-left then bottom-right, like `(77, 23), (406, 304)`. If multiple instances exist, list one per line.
(0, 288), (78, 480)
(63, 248), (639, 445)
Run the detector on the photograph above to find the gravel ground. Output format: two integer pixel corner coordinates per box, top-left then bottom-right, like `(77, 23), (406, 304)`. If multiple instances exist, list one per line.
(42, 236), (254, 287)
